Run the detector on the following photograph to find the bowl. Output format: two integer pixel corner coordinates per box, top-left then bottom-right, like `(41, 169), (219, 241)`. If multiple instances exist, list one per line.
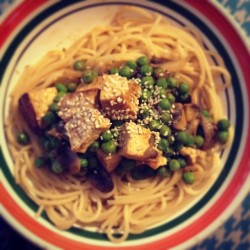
(0, 1), (250, 249)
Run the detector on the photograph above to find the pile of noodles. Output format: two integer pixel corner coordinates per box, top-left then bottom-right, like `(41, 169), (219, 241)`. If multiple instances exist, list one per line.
(6, 6), (231, 243)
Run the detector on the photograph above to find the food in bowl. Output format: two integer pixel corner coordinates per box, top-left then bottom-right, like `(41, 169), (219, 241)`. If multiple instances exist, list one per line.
(6, 6), (231, 243)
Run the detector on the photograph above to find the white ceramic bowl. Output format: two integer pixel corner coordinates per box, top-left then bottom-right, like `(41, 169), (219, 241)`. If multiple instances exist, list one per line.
(0, 1), (249, 249)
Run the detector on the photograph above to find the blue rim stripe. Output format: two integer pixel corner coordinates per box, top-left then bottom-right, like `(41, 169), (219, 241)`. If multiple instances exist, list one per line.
(0, 0), (244, 241)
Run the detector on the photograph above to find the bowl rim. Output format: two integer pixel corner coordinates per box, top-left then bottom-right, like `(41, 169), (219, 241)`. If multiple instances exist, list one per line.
(0, 1), (250, 249)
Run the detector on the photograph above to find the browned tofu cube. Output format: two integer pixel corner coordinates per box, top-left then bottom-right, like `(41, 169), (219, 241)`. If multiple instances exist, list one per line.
(100, 74), (141, 120)
(29, 87), (58, 121)
(19, 87), (57, 133)
(139, 149), (167, 170)
(118, 121), (158, 161)
(58, 89), (99, 122)
(180, 147), (206, 165)
(58, 90), (111, 153)
(96, 149), (122, 172)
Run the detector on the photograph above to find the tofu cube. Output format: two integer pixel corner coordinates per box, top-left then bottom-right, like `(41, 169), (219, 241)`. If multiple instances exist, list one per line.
(58, 89), (98, 122)
(58, 90), (111, 153)
(140, 149), (167, 170)
(180, 147), (206, 165)
(96, 149), (122, 172)
(19, 87), (57, 133)
(100, 74), (141, 120)
(118, 121), (158, 161)
(28, 87), (58, 122)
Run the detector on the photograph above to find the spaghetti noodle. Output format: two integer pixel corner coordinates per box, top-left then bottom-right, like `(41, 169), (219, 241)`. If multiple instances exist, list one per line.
(6, 7), (231, 243)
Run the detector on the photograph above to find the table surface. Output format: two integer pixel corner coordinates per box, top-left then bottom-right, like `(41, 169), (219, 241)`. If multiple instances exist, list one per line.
(0, 0), (250, 250)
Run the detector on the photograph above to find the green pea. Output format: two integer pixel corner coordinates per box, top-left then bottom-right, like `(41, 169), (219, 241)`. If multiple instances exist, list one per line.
(158, 138), (169, 151)
(83, 70), (97, 83)
(55, 83), (67, 93)
(137, 56), (149, 66)
(89, 141), (100, 152)
(34, 156), (47, 168)
(115, 158), (136, 177)
(141, 89), (152, 100)
(217, 131), (229, 144)
(179, 82), (189, 94)
(202, 110), (211, 119)
(126, 60), (137, 69)
(80, 157), (88, 168)
(159, 98), (171, 110)
(73, 60), (85, 71)
(167, 135), (175, 145)
(158, 87), (167, 98)
(167, 77), (178, 88)
(43, 112), (57, 126)
(166, 92), (176, 104)
(177, 158), (187, 168)
(149, 120), (161, 131)
(160, 125), (171, 137)
(54, 92), (67, 102)
(101, 130), (113, 142)
(156, 78), (168, 88)
(157, 166), (170, 178)
(161, 111), (172, 124)
(185, 134), (195, 147)
(16, 132), (30, 145)
(153, 67), (164, 78)
(67, 82), (77, 92)
(176, 131), (188, 144)
(163, 147), (174, 156)
(142, 76), (154, 86)
(49, 102), (59, 112)
(141, 109), (150, 118)
(101, 140), (117, 154)
(140, 65), (153, 76)
(217, 119), (230, 131)
(183, 171), (196, 184)
(169, 159), (180, 171)
(194, 135), (204, 148)
(109, 67), (119, 75)
(51, 160), (64, 174)
(119, 66), (134, 78)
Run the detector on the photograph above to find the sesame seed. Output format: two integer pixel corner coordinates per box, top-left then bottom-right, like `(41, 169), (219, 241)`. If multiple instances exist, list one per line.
(117, 97), (123, 103)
